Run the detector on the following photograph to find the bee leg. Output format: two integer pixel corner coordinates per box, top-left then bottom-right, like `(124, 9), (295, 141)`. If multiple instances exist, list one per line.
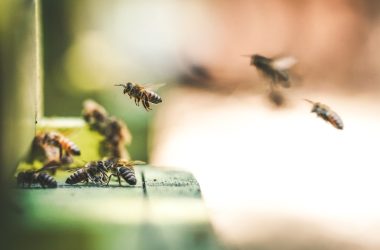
(142, 94), (151, 111)
(106, 174), (116, 186)
(142, 99), (150, 111)
(117, 174), (122, 186)
(135, 97), (140, 106)
(40, 182), (46, 188)
(58, 144), (63, 161)
(141, 98), (147, 110)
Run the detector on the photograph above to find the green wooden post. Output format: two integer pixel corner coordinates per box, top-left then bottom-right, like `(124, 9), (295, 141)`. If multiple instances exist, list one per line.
(0, 0), (42, 185)
(0, 0), (42, 247)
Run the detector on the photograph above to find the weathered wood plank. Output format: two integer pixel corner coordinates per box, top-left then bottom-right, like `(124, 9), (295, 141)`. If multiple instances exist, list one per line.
(11, 166), (223, 250)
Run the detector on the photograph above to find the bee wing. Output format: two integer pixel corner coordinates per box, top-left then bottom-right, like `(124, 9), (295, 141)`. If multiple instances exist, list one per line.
(140, 83), (166, 91)
(303, 99), (315, 105)
(36, 165), (57, 172)
(122, 160), (146, 167)
(131, 160), (146, 165)
(66, 167), (84, 172)
(270, 56), (297, 71)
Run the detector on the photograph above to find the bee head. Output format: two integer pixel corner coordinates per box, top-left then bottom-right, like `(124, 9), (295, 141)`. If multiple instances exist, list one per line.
(124, 82), (133, 93)
(252, 54), (269, 66)
(96, 161), (108, 171)
(311, 103), (319, 113)
(103, 159), (115, 169)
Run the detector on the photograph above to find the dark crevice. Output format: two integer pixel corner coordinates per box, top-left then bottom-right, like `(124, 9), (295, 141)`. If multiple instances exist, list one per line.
(141, 171), (148, 198)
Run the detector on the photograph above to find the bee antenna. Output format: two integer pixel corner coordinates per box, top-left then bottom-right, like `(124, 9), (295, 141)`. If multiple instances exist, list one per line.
(241, 54), (253, 57)
(114, 83), (126, 87)
(303, 99), (314, 104)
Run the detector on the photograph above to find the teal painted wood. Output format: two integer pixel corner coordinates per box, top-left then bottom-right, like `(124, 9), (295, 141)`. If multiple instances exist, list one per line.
(10, 167), (223, 250)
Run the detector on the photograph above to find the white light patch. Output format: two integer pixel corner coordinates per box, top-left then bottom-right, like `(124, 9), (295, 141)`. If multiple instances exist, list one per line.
(151, 90), (380, 246)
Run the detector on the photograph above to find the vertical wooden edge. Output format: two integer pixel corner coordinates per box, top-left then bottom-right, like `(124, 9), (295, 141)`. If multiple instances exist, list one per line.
(35, 0), (43, 121)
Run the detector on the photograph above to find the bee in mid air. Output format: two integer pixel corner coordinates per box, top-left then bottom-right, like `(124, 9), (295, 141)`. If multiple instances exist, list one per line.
(243, 54), (297, 88)
(65, 161), (109, 185)
(304, 99), (344, 130)
(106, 159), (145, 186)
(268, 89), (286, 107)
(115, 82), (163, 111)
(17, 170), (57, 188)
(39, 132), (81, 160)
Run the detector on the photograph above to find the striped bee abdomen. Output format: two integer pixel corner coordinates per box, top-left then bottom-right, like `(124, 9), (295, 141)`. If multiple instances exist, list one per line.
(60, 137), (81, 155)
(16, 171), (57, 188)
(118, 167), (137, 185)
(147, 91), (162, 104)
(65, 169), (87, 184)
(36, 173), (57, 188)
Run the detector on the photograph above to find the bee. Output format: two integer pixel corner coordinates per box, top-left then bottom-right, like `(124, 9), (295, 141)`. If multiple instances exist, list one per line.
(40, 132), (81, 160)
(115, 82), (163, 111)
(17, 170), (57, 188)
(82, 99), (109, 132)
(65, 161), (109, 185)
(243, 54), (297, 88)
(104, 118), (132, 145)
(304, 99), (344, 130)
(103, 118), (132, 159)
(106, 159), (145, 186)
(268, 89), (286, 107)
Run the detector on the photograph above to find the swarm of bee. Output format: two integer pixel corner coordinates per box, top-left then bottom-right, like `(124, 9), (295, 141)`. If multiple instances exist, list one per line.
(114, 82), (163, 111)
(65, 159), (145, 186)
(65, 160), (110, 185)
(16, 51), (347, 189)
(16, 131), (82, 188)
(82, 99), (132, 159)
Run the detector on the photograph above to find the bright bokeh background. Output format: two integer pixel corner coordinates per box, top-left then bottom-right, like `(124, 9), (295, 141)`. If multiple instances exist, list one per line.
(41, 1), (380, 249)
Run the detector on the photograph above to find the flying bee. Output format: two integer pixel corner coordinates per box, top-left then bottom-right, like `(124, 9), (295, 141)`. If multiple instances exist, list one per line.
(268, 89), (286, 107)
(40, 132), (81, 160)
(17, 170), (57, 188)
(243, 54), (297, 88)
(304, 99), (344, 130)
(115, 82), (164, 111)
(65, 161), (109, 185)
(106, 159), (145, 186)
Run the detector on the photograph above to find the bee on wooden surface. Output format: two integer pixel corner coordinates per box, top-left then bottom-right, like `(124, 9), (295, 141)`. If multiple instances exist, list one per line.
(243, 54), (297, 88)
(17, 170), (57, 188)
(304, 99), (344, 130)
(40, 132), (81, 160)
(65, 161), (109, 185)
(106, 159), (145, 186)
(115, 82), (163, 111)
